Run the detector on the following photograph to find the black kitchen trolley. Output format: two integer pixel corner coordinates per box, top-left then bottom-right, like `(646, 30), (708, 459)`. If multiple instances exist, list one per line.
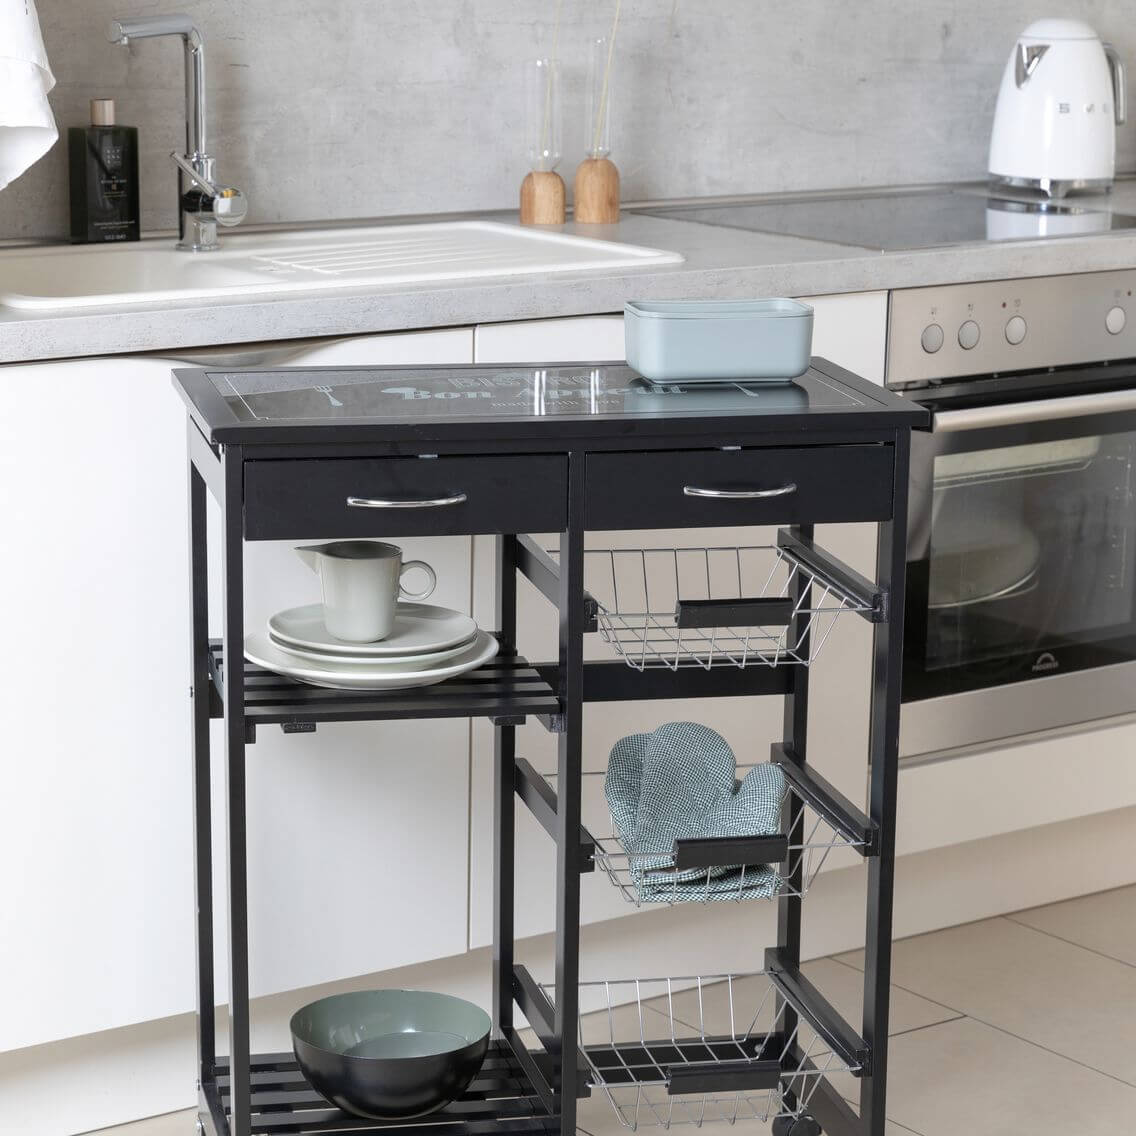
(175, 359), (926, 1136)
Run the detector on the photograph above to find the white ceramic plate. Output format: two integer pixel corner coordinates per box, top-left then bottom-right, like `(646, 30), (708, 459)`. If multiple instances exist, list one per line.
(268, 602), (477, 658)
(268, 631), (476, 670)
(243, 629), (499, 691)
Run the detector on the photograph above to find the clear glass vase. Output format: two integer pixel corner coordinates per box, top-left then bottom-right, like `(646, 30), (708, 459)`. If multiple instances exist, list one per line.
(586, 36), (614, 159)
(524, 57), (562, 173)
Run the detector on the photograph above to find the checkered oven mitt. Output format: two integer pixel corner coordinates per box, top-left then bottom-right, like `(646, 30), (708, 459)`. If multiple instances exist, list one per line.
(604, 721), (787, 902)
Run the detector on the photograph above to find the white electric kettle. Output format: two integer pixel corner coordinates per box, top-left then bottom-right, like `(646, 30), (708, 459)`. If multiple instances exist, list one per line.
(988, 18), (1126, 197)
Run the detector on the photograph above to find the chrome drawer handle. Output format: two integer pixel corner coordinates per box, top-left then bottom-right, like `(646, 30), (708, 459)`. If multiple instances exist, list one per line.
(683, 483), (798, 500)
(346, 492), (468, 509)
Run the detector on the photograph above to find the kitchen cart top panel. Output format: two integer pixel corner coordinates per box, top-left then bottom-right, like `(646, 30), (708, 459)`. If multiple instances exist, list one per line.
(174, 359), (928, 445)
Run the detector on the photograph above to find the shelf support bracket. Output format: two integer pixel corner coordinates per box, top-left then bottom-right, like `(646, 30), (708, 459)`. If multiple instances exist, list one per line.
(777, 528), (888, 623)
(514, 758), (595, 871)
(516, 535), (598, 631)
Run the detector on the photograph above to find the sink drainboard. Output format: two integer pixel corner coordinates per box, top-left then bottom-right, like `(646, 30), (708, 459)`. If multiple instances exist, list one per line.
(246, 221), (684, 281)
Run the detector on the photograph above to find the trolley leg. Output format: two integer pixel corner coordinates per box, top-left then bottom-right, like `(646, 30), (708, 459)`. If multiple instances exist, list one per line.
(493, 536), (519, 1034)
(189, 456), (215, 1089)
(776, 522), (814, 1114)
(860, 433), (911, 1136)
(221, 446), (253, 1136)
(555, 459), (587, 1136)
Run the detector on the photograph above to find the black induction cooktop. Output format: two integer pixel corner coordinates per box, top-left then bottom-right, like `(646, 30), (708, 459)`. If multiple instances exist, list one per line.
(646, 190), (1136, 251)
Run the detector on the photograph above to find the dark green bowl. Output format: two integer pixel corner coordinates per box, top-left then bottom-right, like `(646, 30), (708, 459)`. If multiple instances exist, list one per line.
(290, 990), (491, 1120)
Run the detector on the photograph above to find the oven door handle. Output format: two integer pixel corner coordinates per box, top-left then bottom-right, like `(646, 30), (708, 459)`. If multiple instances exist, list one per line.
(934, 387), (1136, 432)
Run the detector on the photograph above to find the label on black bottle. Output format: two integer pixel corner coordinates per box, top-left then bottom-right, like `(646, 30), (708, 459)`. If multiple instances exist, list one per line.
(92, 138), (132, 239)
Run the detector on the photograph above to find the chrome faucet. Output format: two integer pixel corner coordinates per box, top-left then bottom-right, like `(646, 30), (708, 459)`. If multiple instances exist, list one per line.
(108, 13), (247, 251)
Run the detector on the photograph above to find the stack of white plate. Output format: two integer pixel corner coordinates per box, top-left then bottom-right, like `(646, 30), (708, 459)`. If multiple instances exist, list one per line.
(244, 602), (498, 691)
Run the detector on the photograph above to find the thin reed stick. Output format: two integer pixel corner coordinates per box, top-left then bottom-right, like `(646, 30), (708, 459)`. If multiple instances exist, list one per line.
(538, 0), (564, 165)
(591, 0), (622, 156)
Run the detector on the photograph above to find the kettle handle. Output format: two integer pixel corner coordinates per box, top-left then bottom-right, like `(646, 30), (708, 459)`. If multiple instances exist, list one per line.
(1105, 43), (1126, 126)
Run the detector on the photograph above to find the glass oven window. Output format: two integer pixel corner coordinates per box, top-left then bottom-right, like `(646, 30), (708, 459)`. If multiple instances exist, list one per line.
(924, 432), (1136, 674)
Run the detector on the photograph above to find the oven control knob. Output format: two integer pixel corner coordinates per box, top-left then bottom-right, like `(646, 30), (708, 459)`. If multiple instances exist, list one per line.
(1005, 315), (1027, 345)
(920, 323), (944, 353)
(1106, 305), (1126, 335)
(958, 319), (981, 350)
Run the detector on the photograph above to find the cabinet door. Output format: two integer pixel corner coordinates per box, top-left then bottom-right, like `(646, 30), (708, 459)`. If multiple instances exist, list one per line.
(797, 291), (888, 385)
(467, 304), (886, 948)
(474, 315), (625, 364)
(0, 329), (474, 1051)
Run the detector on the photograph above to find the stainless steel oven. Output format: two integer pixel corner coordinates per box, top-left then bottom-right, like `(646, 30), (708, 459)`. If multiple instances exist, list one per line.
(888, 271), (1136, 758)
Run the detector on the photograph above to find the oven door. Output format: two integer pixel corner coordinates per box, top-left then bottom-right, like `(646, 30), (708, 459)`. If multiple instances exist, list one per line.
(902, 382), (1136, 756)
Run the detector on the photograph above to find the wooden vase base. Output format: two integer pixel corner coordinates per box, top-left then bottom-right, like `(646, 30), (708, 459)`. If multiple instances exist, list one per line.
(520, 171), (566, 225)
(573, 157), (620, 224)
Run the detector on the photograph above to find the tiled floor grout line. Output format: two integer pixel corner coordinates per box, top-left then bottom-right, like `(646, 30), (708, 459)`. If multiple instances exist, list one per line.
(1003, 912), (1136, 970)
(836, 961), (1136, 1092)
(947, 1010), (1136, 1091)
(824, 952), (1136, 1088)
(826, 954), (968, 1018)
(886, 1012), (966, 1040)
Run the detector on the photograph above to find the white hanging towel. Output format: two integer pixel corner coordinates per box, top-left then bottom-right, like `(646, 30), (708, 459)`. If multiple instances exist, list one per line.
(0, 0), (57, 190)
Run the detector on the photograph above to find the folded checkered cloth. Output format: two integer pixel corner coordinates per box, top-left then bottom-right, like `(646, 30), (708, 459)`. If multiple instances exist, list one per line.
(604, 721), (787, 903)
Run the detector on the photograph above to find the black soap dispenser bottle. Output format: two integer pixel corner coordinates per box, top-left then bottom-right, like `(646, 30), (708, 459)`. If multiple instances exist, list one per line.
(69, 99), (140, 243)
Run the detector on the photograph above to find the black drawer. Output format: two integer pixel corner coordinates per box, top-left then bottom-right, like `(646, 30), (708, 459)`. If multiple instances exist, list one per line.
(244, 454), (567, 539)
(585, 445), (894, 530)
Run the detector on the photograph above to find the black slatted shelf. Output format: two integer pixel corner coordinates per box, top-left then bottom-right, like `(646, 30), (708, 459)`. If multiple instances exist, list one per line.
(212, 1045), (558, 1136)
(207, 640), (561, 726)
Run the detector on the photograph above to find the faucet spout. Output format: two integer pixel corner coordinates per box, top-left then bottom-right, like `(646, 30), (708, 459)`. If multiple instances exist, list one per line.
(108, 13), (245, 251)
(109, 14), (206, 159)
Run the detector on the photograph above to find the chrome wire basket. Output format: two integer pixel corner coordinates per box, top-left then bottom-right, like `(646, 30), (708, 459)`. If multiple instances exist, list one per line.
(583, 545), (873, 671)
(555, 974), (860, 1130)
(580, 768), (866, 906)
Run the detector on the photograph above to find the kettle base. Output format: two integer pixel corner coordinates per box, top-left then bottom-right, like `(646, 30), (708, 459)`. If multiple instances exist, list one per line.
(989, 172), (1113, 199)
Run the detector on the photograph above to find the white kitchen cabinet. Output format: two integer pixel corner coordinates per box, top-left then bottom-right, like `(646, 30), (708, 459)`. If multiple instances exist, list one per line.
(798, 291), (889, 385)
(0, 328), (475, 1052)
(467, 302), (887, 948)
(474, 315), (625, 364)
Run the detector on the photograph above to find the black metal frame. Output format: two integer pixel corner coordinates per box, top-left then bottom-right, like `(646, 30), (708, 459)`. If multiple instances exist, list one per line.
(183, 359), (916, 1136)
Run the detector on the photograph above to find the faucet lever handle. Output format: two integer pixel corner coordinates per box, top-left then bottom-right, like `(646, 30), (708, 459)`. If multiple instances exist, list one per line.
(170, 151), (247, 227)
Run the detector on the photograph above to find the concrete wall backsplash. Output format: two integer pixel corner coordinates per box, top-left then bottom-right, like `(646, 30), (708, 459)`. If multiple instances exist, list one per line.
(5, 0), (1136, 240)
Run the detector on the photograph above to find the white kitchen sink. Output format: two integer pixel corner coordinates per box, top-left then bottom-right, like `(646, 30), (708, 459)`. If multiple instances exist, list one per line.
(0, 221), (683, 311)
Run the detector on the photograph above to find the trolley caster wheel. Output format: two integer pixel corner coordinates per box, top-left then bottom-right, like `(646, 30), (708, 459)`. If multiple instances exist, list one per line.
(772, 1116), (821, 1136)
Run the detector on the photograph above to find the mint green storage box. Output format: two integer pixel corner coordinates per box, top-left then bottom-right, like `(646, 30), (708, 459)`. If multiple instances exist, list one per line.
(625, 298), (814, 384)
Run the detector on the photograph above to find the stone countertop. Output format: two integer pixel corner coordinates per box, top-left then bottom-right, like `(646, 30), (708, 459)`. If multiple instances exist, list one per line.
(6, 181), (1136, 364)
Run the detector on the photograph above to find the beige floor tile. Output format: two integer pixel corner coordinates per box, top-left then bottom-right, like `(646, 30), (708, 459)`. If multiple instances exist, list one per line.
(1008, 884), (1136, 967)
(838, 916), (1136, 1085)
(793, 958), (959, 1039)
(82, 1110), (196, 1136)
(849, 1016), (1136, 1136)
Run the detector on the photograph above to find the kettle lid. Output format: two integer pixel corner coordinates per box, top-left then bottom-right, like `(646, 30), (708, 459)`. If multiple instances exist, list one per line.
(1020, 17), (1100, 42)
